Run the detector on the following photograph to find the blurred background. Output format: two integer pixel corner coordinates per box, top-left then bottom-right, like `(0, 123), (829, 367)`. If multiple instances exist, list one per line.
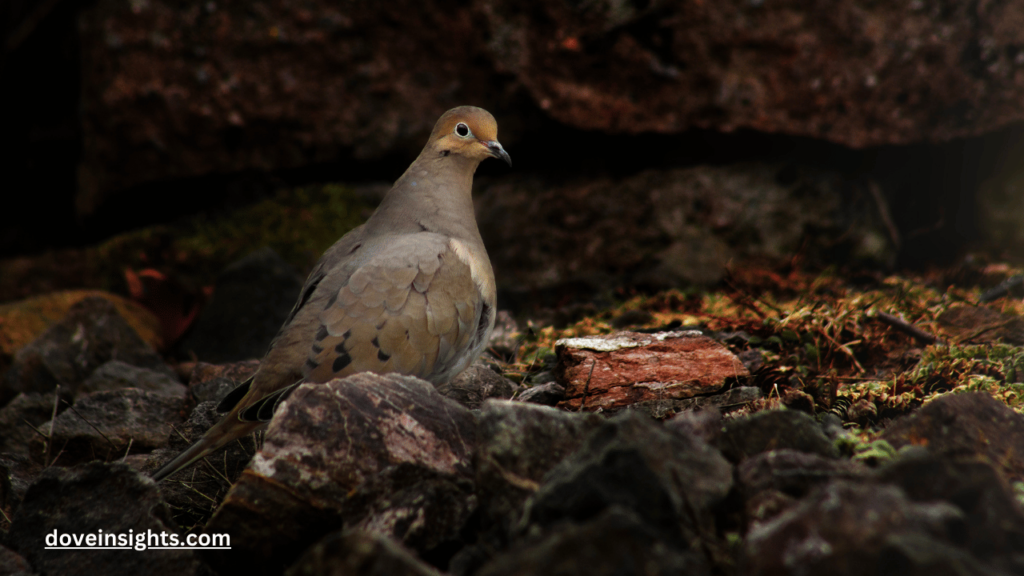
(2, 0), (1024, 326)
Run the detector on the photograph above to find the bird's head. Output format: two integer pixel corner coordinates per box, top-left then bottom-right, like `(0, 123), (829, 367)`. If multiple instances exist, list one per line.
(429, 106), (511, 167)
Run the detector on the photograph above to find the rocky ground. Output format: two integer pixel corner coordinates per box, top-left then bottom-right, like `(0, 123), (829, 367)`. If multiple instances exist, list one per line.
(1, 229), (1023, 576)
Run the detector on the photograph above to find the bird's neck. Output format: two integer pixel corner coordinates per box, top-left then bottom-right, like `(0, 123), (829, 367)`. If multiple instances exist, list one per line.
(366, 154), (483, 241)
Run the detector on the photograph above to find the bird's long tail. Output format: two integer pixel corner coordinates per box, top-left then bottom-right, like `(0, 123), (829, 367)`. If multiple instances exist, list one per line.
(150, 412), (262, 482)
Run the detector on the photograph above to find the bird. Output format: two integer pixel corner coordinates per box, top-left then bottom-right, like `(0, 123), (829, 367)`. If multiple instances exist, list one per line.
(151, 106), (510, 482)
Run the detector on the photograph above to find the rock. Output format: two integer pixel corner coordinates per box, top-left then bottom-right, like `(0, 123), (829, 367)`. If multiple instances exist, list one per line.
(519, 411), (732, 550)
(38, 389), (184, 465)
(937, 306), (1024, 345)
(482, 1), (1024, 148)
(176, 248), (303, 363)
(1, 454), (41, 532)
(878, 452), (1024, 573)
(77, 360), (187, 399)
(7, 462), (205, 576)
(0, 393), (60, 460)
(488, 311), (520, 362)
(881, 392), (1024, 481)
(716, 409), (839, 463)
(1, 297), (171, 406)
(186, 360), (260, 404)
(285, 530), (442, 576)
(665, 409), (723, 445)
(515, 382), (565, 406)
(0, 290), (164, 381)
(0, 545), (33, 576)
(620, 386), (762, 419)
(555, 331), (748, 411)
(475, 401), (603, 538)
(737, 449), (870, 523)
(476, 507), (709, 576)
(745, 480), (997, 576)
(435, 364), (518, 410)
(203, 373), (477, 576)
(341, 464), (476, 566)
(479, 165), (897, 301)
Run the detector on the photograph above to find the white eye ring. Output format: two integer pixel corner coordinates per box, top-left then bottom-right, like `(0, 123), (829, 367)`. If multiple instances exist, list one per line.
(455, 123), (471, 137)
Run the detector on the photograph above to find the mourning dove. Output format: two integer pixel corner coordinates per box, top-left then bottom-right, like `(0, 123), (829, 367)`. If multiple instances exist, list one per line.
(152, 106), (509, 482)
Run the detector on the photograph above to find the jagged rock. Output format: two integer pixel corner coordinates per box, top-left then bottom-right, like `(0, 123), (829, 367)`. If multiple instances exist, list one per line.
(0, 545), (33, 576)
(878, 451), (1024, 574)
(1, 297), (171, 405)
(38, 389), (184, 465)
(881, 392), (1024, 482)
(716, 409), (838, 463)
(203, 373), (476, 576)
(77, 360), (187, 399)
(7, 462), (205, 576)
(176, 248), (303, 363)
(0, 393), (60, 460)
(555, 331), (748, 411)
(519, 411), (732, 550)
(435, 364), (518, 410)
(737, 449), (870, 523)
(476, 507), (709, 576)
(745, 480), (997, 576)
(285, 530), (442, 576)
(1, 454), (41, 532)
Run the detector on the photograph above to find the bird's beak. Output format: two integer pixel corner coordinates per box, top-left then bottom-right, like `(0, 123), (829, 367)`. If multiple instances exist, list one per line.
(483, 140), (512, 167)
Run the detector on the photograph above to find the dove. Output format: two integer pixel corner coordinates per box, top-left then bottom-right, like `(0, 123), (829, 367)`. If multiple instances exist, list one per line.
(152, 106), (509, 482)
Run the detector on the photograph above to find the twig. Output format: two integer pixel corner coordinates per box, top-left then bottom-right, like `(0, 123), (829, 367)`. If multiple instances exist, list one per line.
(577, 359), (596, 412)
(121, 438), (133, 462)
(817, 328), (866, 374)
(64, 400), (119, 449)
(873, 312), (946, 346)
(0, 504), (11, 525)
(980, 275), (1024, 304)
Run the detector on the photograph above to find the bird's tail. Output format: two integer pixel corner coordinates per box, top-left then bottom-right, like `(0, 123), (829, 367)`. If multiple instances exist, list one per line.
(150, 413), (262, 482)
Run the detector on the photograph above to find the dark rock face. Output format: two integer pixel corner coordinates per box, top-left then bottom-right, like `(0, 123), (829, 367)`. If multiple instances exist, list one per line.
(186, 360), (260, 404)
(7, 463), (204, 576)
(203, 373), (477, 576)
(745, 480), (995, 576)
(717, 408), (839, 463)
(882, 392), (1024, 481)
(481, 0), (1024, 148)
(0, 393), (60, 460)
(176, 248), (303, 363)
(1, 297), (171, 405)
(285, 530), (442, 576)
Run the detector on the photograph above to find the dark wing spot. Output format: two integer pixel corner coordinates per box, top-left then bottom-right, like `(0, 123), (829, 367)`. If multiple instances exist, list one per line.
(304, 358), (319, 372)
(311, 343), (324, 355)
(376, 319), (387, 329)
(315, 326), (329, 341)
(335, 342), (347, 354)
(325, 291), (338, 309)
(378, 349), (391, 362)
(371, 337), (380, 348)
(333, 351), (352, 372)
(441, 150), (450, 157)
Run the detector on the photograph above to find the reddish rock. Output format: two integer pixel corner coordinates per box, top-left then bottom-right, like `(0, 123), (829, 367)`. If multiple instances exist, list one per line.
(555, 331), (748, 411)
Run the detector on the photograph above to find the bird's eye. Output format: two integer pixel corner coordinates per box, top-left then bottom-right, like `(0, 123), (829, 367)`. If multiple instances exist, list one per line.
(455, 123), (470, 137)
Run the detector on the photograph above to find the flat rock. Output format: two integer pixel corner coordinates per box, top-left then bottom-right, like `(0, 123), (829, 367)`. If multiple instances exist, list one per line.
(38, 389), (184, 465)
(717, 409), (839, 463)
(204, 373), (477, 576)
(619, 385), (762, 419)
(77, 360), (187, 399)
(555, 331), (748, 411)
(881, 392), (1024, 482)
(285, 530), (442, 576)
(7, 462), (204, 576)
(1, 297), (171, 405)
